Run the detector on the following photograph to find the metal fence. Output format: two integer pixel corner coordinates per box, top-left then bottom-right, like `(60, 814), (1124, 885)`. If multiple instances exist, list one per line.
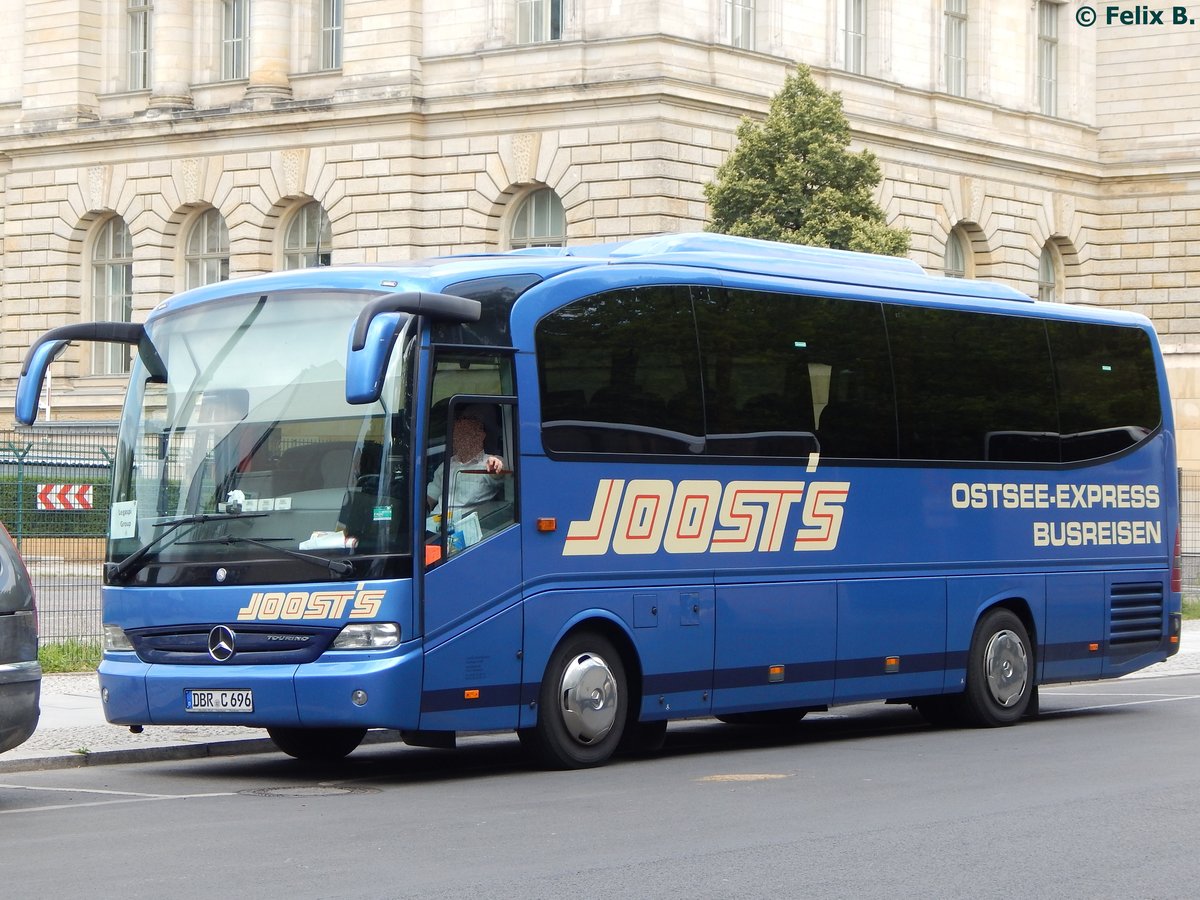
(1181, 471), (1200, 600)
(2, 423), (1199, 660)
(0, 425), (116, 665)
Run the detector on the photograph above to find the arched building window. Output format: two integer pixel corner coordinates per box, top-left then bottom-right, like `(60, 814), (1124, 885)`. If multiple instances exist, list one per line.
(92, 217), (134, 375)
(283, 201), (332, 269)
(944, 229), (969, 278)
(185, 208), (230, 289)
(1038, 243), (1060, 302)
(509, 189), (566, 249)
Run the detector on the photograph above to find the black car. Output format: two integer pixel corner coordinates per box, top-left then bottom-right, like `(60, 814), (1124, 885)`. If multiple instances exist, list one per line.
(0, 524), (39, 753)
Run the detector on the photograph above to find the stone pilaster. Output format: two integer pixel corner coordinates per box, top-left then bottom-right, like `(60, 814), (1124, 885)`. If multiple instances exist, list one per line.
(243, 0), (292, 102)
(18, 0), (100, 125)
(148, 0), (194, 111)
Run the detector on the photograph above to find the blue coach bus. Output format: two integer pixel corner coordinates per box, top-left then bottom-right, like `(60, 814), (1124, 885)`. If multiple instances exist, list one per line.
(15, 233), (1181, 767)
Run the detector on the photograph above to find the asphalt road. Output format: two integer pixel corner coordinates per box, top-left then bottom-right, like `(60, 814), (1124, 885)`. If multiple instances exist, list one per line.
(3, 674), (1198, 899)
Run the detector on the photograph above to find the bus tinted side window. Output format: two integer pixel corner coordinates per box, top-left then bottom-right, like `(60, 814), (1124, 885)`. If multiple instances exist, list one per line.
(536, 283), (1162, 466)
(537, 285), (703, 455)
(887, 306), (1059, 462)
(1048, 321), (1162, 462)
(695, 288), (896, 459)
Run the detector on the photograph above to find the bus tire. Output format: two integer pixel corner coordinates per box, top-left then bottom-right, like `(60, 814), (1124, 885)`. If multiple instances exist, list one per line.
(526, 632), (627, 769)
(961, 608), (1034, 727)
(268, 726), (367, 761)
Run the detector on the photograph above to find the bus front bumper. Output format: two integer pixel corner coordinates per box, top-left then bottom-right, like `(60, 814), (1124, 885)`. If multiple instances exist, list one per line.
(98, 645), (424, 730)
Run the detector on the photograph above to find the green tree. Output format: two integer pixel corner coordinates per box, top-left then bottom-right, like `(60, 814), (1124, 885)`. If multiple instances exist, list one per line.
(704, 65), (909, 256)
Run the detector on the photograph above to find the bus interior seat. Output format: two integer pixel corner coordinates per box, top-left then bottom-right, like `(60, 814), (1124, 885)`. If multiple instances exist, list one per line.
(817, 401), (896, 459)
(541, 389), (586, 422)
(274, 442), (358, 494)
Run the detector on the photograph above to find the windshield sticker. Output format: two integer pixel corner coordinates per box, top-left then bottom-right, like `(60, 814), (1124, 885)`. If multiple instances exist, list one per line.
(110, 500), (138, 540)
(563, 478), (849, 557)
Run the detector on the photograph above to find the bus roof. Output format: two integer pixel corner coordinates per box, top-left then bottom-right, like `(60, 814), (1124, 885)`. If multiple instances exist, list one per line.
(151, 233), (1144, 327)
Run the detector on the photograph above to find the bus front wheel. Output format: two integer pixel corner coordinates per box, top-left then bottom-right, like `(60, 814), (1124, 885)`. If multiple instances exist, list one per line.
(526, 632), (628, 769)
(961, 608), (1034, 727)
(268, 726), (367, 761)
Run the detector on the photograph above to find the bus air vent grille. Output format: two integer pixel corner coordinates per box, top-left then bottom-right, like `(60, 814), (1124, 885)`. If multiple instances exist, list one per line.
(1109, 582), (1165, 646)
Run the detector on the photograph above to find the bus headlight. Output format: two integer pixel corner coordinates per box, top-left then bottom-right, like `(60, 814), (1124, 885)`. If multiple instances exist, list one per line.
(331, 622), (401, 650)
(103, 624), (135, 652)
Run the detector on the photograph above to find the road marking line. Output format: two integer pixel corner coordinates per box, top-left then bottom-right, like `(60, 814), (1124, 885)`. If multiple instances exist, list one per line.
(0, 784), (237, 816)
(1039, 692), (1200, 715)
(0, 784), (175, 798)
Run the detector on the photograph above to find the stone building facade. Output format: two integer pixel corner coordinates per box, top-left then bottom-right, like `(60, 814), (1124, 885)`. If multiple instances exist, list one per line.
(2, 2), (1199, 462)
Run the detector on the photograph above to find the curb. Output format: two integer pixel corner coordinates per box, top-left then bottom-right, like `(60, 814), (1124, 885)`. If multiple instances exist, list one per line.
(0, 729), (405, 775)
(0, 737), (280, 775)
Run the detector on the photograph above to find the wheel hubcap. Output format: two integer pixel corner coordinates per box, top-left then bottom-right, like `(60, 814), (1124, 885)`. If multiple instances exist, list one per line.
(984, 629), (1028, 707)
(558, 651), (618, 745)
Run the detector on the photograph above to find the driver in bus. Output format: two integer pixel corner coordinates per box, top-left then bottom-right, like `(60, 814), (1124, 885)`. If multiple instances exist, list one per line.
(426, 406), (506, 517)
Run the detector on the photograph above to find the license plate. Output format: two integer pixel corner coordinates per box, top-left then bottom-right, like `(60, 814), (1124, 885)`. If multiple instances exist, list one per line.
(185, 689), (254, 713)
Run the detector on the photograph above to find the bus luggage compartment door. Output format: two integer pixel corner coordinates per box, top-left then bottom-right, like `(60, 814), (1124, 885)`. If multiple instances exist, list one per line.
(833, 578), (947, 703)
(713, 581), (836, 714)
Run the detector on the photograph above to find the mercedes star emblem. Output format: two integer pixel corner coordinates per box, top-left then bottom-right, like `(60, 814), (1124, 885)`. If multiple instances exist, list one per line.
(208, 625), (236, 662)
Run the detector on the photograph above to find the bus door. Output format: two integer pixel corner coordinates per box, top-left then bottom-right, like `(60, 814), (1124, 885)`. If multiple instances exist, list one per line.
(418, 363), (524, 731)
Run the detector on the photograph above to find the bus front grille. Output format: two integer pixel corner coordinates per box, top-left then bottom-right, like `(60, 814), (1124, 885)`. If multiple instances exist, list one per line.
(126, 623), (338, 665)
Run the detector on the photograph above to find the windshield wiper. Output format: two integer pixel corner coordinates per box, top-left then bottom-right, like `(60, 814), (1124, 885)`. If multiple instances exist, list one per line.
(180, 535), (354, 577)
(105, 512), (268, 584)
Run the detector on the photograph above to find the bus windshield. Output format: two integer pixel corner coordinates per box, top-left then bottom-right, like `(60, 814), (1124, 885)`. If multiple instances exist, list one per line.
(108, 289), (415, 585)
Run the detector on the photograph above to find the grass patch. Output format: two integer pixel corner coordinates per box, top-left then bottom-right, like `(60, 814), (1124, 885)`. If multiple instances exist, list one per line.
(39, 640), (102, 673)
(1183, 597), (1200, 621)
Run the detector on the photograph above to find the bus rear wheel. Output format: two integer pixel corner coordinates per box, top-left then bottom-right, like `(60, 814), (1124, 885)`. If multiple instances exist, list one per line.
(268, 726), (367, 761)
(961, 608), (1034, 727)
(526, 632), (627, 769)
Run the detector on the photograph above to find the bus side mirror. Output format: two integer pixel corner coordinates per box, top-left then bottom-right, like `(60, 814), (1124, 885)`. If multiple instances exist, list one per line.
(346, 312), (406, 405)
(15, 339), (68, 425)
(345, 291), (481, 405)
(15, 321), (154, 425)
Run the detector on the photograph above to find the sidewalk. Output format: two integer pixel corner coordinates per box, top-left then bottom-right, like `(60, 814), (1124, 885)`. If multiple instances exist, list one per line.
(4, 622), (1200, 774)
